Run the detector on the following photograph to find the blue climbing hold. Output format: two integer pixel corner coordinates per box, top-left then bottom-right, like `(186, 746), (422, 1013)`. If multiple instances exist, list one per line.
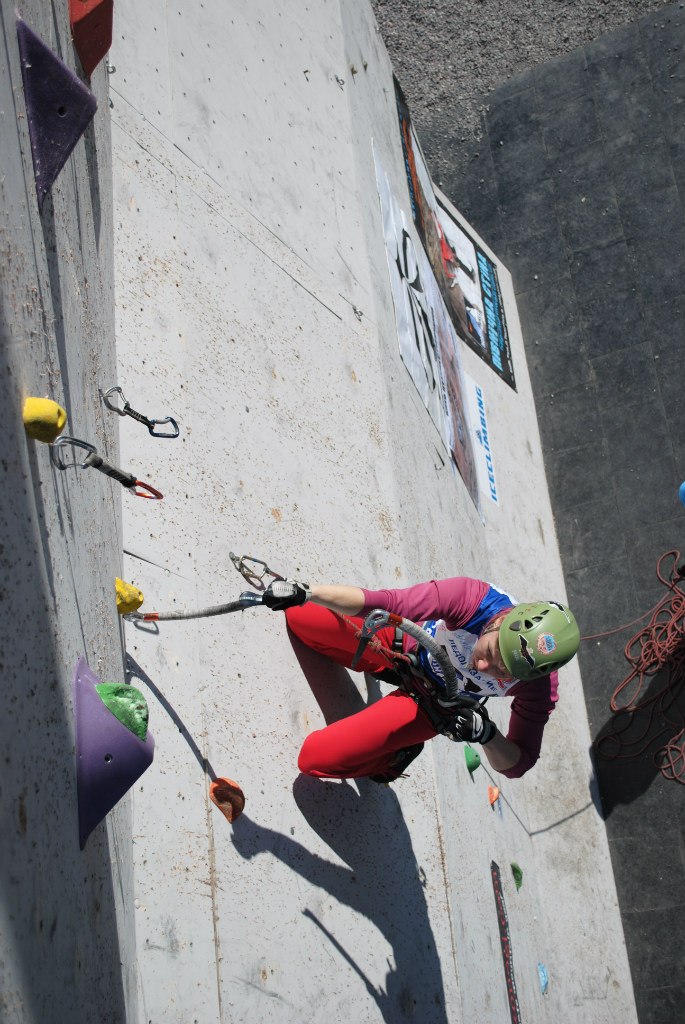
(537, 962), (549, 995)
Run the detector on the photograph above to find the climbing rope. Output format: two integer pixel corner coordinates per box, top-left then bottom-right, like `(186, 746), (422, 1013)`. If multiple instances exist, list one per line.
(124, 553), (282, 622)
(594, 550), (685, 783)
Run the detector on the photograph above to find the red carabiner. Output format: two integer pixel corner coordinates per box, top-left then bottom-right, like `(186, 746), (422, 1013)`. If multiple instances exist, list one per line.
(133, 479), (164, 500)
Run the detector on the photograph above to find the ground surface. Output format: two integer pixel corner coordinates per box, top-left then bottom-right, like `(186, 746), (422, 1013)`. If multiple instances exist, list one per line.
(371, 0), (672, 187)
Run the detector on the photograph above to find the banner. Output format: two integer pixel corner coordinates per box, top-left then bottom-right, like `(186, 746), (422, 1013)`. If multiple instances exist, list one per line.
(395, 79), (516, 390)
(464, 371), (499, 506)
(374, 152), (480, 512)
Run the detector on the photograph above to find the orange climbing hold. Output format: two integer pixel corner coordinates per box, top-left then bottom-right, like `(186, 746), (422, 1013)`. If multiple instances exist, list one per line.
(69, 0), (113, 78)
(488, 785), (500, 806)
(210, 777), (245, 824)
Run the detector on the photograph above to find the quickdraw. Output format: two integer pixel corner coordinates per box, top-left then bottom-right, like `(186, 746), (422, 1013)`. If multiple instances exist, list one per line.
(100, 386), (179, 438)
(50, 436), (163, 499)
(125, 552), (285, 622)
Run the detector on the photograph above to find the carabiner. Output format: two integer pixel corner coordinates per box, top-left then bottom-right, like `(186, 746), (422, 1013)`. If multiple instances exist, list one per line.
(350, 609), (402, 669)
(100, 386), (180, 438)
(50, 435), (97, 470)
(229, 552), (285, 591)
(50, 435), (163, 499)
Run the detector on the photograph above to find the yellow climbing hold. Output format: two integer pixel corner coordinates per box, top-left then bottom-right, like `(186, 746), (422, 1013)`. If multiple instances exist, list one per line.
(22, 397), (67, 443)
(115, 578), (144, 615)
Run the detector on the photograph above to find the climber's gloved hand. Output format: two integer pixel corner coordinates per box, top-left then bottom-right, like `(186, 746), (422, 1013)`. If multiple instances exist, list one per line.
(262, 579), (311, 611)
(448, 704), (498, 745)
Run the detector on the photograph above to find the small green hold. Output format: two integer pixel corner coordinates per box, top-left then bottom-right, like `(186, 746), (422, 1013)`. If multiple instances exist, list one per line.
(96, 683), (149, 741)
(464, 746), (481, 774)
(511, 862), (523, 891)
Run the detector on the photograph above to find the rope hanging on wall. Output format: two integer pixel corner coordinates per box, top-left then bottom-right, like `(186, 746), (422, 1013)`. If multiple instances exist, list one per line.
(594, 550), (685, 784)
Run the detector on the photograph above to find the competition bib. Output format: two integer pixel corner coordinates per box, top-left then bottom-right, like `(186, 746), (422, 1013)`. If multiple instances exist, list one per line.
(418, 620), (519, 698)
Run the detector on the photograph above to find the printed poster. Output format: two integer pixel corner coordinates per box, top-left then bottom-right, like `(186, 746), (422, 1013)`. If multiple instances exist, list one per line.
(374, 151), (480, 512)
(395, 79), (516, 390)
(463, 371), (499, 506)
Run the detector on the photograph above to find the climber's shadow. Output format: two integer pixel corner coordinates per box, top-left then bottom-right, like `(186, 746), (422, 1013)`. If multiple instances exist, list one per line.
(590, 664), (685, 818)
(286, 626), (388, 727)
(270, 627), (448, 1021)
(231, 776), (450, 1024)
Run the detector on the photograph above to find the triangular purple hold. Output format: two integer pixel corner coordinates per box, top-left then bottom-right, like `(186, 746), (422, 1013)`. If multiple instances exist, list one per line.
(73, 657), (155, 850)
(16, 16), (97, 207)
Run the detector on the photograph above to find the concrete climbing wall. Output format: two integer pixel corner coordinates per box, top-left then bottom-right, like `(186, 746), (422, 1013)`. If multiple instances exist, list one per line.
(0, 0), (636, 1021)
(109, 2), (637, 1020)
(0, 0), (138, 1021)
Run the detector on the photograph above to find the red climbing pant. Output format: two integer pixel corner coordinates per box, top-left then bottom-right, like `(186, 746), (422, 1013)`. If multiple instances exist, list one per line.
(285, 604), (438, 779)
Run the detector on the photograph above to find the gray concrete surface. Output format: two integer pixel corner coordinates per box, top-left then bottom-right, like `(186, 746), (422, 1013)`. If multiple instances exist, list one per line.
(0, 0), (644, 1021)
(370, 0), (673, 195)
(0, 0), (138, 1021)
(109, 1), (635, 1021)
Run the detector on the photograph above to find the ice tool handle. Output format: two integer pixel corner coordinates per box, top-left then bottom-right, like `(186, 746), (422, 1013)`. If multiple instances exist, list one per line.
(352, 608), (477, 706)
(101, 386), (179, 438)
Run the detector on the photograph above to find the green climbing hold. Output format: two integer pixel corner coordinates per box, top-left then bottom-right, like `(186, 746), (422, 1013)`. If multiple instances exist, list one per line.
(511, 862), (523, 891)
(95, 683), (149, 741)
(464, 747), (481, 773)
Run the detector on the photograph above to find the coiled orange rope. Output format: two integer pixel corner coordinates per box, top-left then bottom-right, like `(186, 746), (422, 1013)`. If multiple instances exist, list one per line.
(594, 550), (685, 783)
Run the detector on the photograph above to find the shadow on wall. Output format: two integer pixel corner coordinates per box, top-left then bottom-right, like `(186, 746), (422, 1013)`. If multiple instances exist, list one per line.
(126, 652), (221, 781)
(40, 194), (73, 415)
(590, 664), (685, 817)
(0, 308), (126, 1023)
(229, 632), (450, 1024)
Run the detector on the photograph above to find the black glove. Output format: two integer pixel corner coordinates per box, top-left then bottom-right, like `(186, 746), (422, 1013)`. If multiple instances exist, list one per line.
(262, 579), (311, 611)
(448, 704), (498, 745)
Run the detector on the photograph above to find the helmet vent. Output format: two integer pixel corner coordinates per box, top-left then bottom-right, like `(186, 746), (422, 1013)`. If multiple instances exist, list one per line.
(519, 636), (536, 668)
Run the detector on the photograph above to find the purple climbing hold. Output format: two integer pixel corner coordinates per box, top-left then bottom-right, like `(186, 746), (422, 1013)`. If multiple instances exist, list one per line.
(16, 16), (97, 207)
(74, 657), (155, 850)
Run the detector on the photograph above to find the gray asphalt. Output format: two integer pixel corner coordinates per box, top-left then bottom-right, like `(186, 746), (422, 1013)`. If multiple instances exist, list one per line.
(370, 0), (674, 188)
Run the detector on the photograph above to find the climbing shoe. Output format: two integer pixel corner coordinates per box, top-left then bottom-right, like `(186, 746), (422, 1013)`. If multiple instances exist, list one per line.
(369, 743), (424, 784)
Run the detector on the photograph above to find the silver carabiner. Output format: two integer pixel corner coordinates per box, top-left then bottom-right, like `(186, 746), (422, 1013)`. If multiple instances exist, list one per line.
(50, 435), (97, 470)
(229, 552), (285, 591)
(100, 386), (179, 438)
(50, 434), (163, 498)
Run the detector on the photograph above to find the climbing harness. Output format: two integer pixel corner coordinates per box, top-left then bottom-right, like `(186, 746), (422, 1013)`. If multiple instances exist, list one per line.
(124, 551), (285, 622)
(100, 386), (179, 438)
(51, 435), (163, 499)
(350, 607), (482, 739)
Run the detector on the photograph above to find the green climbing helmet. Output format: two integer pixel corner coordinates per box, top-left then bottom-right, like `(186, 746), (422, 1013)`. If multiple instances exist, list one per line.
(498, 600), (580, 680)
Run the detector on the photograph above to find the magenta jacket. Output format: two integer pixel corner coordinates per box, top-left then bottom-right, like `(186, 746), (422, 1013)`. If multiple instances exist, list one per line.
(361, 577), (559, 779)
